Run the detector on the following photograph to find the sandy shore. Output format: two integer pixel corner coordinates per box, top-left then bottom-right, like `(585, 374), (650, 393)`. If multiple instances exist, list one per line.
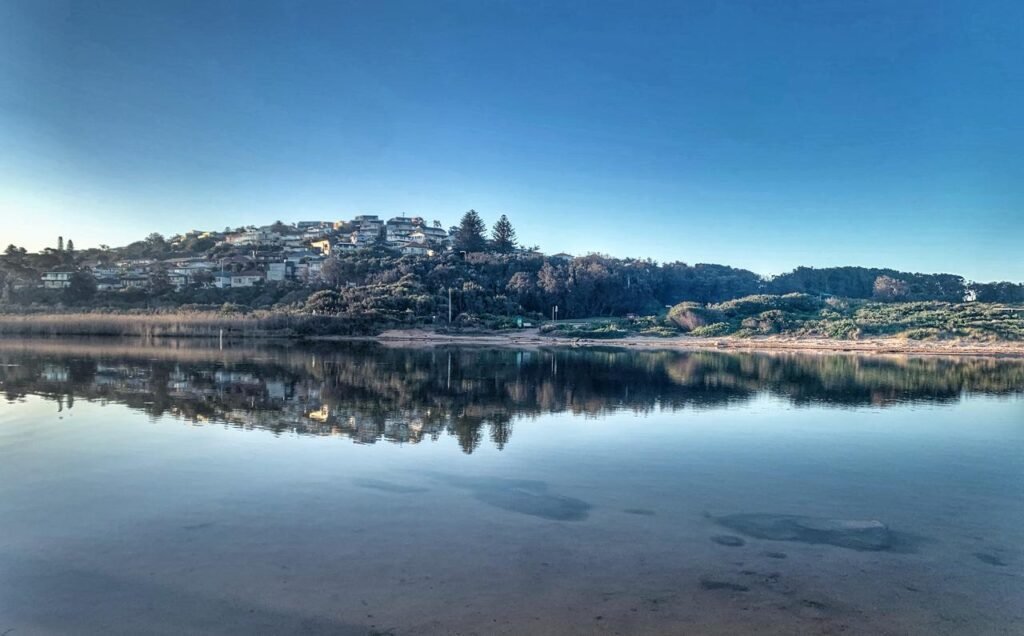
(313, 328), (1024, 357)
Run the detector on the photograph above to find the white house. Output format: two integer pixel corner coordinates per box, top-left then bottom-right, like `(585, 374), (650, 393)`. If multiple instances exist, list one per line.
(41, 271), (74, 289)
(400, 242), (432, 256)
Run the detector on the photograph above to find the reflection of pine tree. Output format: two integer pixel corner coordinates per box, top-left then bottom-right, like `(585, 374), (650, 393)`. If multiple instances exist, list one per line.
(449, 415), (484, 454)
(489, 419), (512, 450)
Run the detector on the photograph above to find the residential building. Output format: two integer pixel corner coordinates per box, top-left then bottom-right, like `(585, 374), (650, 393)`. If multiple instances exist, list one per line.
(230, 271), (265, 288)
(41, 271), (74, 289)
(121, 275), (149, 290)
(400, 242), (432, 256)
(306, 259), (325, 280)
(310, 238), (333, 256)
(386, 216), (418, 244)
(226, 229), (282, 247)
(96, 277), (121, 292)
(267, 262), (294, 282)
(213, 272), (233, 289)
(168, 272), (189, 289)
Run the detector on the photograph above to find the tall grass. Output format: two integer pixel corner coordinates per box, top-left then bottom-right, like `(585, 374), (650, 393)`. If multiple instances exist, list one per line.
(0, 311), (372, 338)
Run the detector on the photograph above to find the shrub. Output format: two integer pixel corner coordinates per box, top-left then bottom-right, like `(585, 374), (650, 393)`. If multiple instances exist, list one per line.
(690, 322), (732, 337)
(667, 302), (723, 331)
(712, 293), (824, 317)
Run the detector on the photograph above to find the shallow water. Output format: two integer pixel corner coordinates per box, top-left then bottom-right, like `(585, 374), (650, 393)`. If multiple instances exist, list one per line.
(1, 339), (1022, 635)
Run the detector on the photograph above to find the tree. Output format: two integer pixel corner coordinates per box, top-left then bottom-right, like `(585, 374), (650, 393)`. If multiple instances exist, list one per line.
(537, 261), (567, 301)
(192, 270), (215, 287)
(145, 233), (168, 257)
(67, 239), (74, 253)
(58, 236), (64, 252)
(305, 290), (345, 314)
(873, 275), (910, 302)
(64, 270), (96, 303)
(491, 214), (518, 253)
(149, 264), (173, 296)
(321, 256), (347, 287)
(453, 210), (487, 252)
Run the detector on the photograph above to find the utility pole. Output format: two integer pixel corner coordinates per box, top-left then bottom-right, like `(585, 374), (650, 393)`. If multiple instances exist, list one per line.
(552, 305), (558, 321)
(448, 287), (453, 323)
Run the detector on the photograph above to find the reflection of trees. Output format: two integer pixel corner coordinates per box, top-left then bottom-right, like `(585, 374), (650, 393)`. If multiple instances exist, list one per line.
(1, 339), (1022, 453)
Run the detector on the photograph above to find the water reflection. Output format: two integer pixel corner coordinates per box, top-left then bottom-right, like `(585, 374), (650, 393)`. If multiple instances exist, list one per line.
(1, 338), (1022, 453)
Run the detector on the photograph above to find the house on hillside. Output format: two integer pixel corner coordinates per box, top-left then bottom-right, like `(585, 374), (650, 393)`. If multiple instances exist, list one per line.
(267, 262), (294, 282)
(96, 276), (121, 292)
(400, 242), (432, 256)
(550, 253), (574, 262)
(121, 274), (149, 290)
(41, 271), (74, 289)
(230, 270), (265, 288)
(167, 272), (189, 289)
(213, 272), (232, 289)
(386, 216), (417, 244)
(306, 259), (325, 280)
(352, 215), (384, 245)
(310, 238), (333, 256)
(226, 229), (282, 247)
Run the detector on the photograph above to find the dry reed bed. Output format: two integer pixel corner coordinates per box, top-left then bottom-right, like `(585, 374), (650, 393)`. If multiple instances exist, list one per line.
(0, 312), (304, 338)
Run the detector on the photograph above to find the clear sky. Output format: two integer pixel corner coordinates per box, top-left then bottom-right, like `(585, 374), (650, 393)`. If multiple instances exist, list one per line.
(1, 0), (1021, 281)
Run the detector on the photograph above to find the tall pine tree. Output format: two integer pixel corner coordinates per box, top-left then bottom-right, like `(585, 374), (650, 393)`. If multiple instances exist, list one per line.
(454, 210), (487, 252)
(491, 214), (518, 253)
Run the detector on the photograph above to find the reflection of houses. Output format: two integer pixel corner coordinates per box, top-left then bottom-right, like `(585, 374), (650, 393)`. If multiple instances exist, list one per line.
(307, 405), (331, 422)
(41, 364), (69, 381)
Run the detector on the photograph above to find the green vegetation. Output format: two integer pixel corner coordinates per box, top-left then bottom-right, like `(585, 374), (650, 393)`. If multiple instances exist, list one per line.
(667, 294), (1024, 342)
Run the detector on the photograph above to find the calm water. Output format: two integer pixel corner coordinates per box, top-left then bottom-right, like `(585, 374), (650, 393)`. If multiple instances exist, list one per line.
(1, 338), (1022, 635)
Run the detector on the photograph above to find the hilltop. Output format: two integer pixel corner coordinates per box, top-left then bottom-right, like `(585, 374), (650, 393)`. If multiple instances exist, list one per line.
(1, 210), (1022, 346)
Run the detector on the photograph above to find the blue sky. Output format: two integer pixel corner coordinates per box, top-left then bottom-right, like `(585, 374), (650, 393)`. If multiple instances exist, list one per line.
(1, 0), (1021, 281)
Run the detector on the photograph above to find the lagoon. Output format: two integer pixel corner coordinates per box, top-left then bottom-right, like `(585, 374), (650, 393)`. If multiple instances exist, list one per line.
(1, 339), (1022, 634)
